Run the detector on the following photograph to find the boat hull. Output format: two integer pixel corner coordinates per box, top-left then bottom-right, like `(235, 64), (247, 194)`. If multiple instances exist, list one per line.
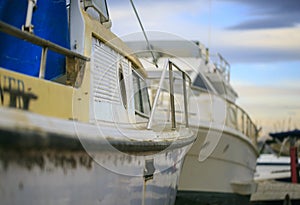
(0, 108), (194, 205)
(1, 149), (182, 205)
(176, 126), (258, 205)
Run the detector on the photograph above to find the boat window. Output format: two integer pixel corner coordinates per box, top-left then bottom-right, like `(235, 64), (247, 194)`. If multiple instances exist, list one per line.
(133, 71), (151, 117)
(84, 0), (109, 22)
(119, 64), (127, 109)
(140, 80), (151, 115)
(193, 74), (212, 91)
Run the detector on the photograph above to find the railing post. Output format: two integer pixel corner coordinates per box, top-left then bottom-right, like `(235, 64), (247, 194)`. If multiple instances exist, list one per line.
(235, 105), (239, 130)
(247, 118), (250, 137)
(241, 114), (244, 134)
(147, 60), (168, 130)
(39, 46), (48, 79)
(168, 61), (176, 130)
(147, 59), (191, 130)
(247, 116), (251, 137)
(182, 72), (189, 127)
(22, 0), (37, 33)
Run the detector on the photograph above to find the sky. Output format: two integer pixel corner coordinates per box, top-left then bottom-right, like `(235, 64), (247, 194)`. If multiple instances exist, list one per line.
(107, 0), (300, 137)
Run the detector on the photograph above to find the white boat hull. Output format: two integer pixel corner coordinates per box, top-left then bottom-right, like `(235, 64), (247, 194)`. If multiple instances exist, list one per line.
(1, 149), (185, 205)
(0, 108), (194, 205)
(176, 125), (258, 205)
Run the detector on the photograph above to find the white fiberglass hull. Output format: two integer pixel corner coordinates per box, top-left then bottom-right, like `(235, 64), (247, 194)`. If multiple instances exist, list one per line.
(0, 108), (195, 205)
(176, 125), (258, 205)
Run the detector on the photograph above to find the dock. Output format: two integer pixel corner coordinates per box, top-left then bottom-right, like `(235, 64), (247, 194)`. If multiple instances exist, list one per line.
(251, 180), (300, 205)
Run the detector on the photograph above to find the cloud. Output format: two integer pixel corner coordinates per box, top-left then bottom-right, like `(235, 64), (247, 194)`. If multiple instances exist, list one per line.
(224, 0), (300, 30)
(209, 27), (300, 63)
(109, 1), (300, 64)
(109, 0), (209, 26)
(234, 84), (300, 98)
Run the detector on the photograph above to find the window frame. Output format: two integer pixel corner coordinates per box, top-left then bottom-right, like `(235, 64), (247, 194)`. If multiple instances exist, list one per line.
(132, 70), (151, 119)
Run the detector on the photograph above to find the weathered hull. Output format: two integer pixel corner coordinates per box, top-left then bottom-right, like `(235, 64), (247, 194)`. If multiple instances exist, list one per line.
(0, 108), (194, 205)
(1, 149), (182, 205)
(176, 125), (258, 205)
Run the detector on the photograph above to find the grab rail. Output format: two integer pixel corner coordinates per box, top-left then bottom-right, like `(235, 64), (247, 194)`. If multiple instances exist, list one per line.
(191, 87), (258, 145)
(0, 21), (90, 79)
(147, 59), (191, 130)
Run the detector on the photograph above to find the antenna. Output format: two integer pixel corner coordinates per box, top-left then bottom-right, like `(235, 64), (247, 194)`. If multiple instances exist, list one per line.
(129, 0), (158, 68)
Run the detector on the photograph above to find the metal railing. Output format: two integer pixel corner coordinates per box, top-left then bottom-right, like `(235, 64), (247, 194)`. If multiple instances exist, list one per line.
(227, 100), (257, 145)
(0, 21), (89, 80)
(147, 59), (191, 130)
(209, 53), (231, 83)
(192, 87), (258, 145)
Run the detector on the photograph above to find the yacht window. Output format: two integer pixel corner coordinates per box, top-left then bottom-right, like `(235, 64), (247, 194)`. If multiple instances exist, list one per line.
(84, 0), (109, 22)
(133, 71), (151, 117)
(133, 73), (142, 112)
(193, 74), (212, 91)
(140, 80), (151, 115)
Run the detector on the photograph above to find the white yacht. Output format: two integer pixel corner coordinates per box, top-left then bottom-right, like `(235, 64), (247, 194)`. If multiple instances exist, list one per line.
(255, 154), (292, 181)
(0, 1), (196, 204)
(127, 39), (259, 205)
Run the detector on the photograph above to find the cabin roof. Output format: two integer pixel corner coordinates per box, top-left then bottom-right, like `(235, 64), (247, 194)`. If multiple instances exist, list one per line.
(269, 129), (300, 141)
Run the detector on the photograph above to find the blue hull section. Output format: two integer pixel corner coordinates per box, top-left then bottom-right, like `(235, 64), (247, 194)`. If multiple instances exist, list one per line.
(0, 0), (69, 79)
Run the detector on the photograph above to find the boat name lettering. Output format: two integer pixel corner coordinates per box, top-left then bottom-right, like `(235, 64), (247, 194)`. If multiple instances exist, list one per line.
(0, 74), (37, 110)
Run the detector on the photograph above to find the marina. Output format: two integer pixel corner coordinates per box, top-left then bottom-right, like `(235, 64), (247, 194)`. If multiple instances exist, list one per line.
(1, 0), (299, 205)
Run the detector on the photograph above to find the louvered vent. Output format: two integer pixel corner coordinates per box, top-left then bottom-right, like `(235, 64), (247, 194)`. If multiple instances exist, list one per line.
(91, 39), (121, 104)
(121, 58), (130, 78)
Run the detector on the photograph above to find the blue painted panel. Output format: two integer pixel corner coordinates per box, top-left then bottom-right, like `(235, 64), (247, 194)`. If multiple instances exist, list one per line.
(0, 0), (69, 80)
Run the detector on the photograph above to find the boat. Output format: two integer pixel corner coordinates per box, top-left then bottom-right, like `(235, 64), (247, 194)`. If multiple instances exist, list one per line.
(255, 154), (292, 182)
(255, 129), (300, 182)
(0, 1), (196, 204)
(126, 38), (259, 205)
(251, 130), (300, 205)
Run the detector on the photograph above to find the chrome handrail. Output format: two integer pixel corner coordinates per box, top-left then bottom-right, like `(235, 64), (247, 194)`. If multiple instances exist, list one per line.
(168, 61), (176, 129)
(147, 61), (168, 129)
(191, 86), (258, 144)
(147, 59), (191, 130)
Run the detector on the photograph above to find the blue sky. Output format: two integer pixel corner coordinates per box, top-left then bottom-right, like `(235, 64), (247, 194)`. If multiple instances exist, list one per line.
(107, 0), (300, 136)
